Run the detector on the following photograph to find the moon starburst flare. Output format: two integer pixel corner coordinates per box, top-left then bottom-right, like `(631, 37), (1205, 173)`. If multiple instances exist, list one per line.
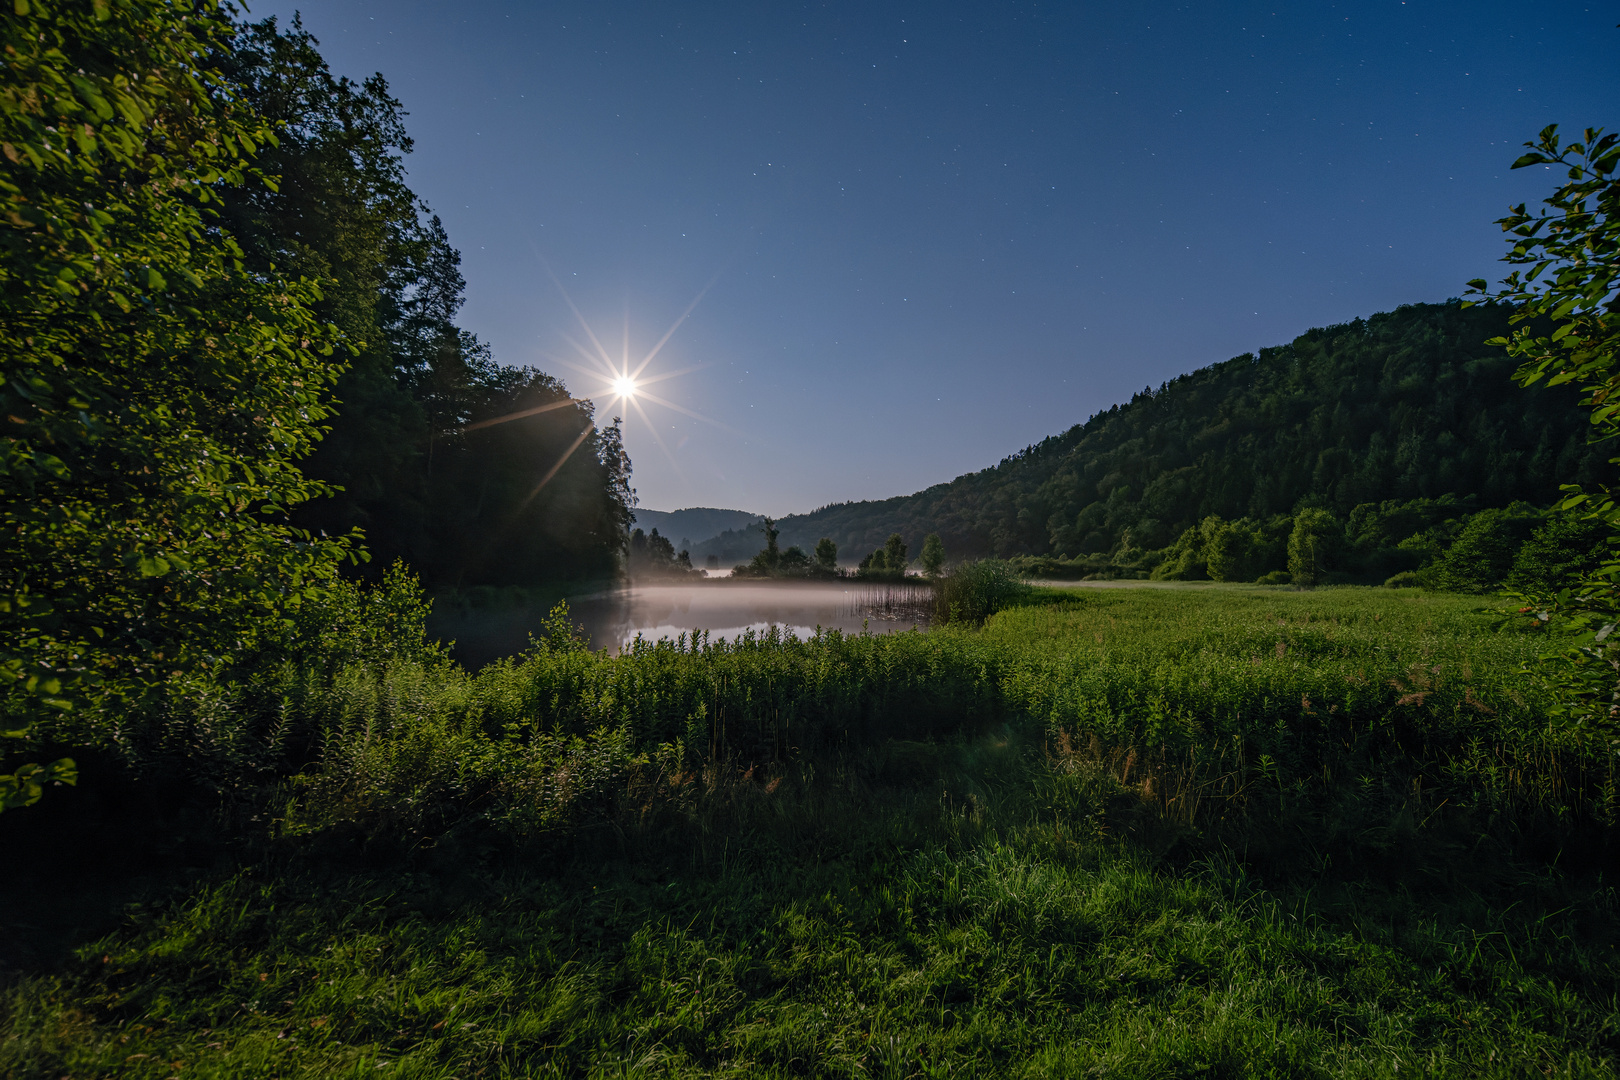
(460, 261), (737, 487)
(534, 266), (743, 479)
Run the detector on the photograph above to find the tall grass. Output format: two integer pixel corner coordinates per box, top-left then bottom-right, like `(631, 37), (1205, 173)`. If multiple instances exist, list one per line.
(4, 582), (1618, 1076)
(932, 559), (1029, 625)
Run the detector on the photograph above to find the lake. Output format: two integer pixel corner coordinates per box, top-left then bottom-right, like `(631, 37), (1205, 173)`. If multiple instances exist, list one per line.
(428, 580), (934, 667)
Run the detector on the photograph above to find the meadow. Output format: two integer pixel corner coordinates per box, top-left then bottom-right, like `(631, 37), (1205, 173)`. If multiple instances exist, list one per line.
(2, 582), (1617, 1078)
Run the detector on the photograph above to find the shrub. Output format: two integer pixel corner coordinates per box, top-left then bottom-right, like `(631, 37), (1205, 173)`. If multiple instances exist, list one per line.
(933, 560), (1028, 625)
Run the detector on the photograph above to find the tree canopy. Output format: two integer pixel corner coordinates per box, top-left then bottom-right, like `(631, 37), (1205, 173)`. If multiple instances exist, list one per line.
(1, 0), (353, 805)
(221, 16), (634, 588)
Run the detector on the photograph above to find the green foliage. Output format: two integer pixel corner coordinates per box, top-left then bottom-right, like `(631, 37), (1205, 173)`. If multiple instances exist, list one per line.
(1470, 125), (1619, 442)
(281, 561), (448, 676)
(0, 0), (356, 805)
(1287, 508), (1343, 586)
(629, 527), (698, 578)
(1469, 124), (1620, 736)
(1507, 510), (1609, 594)
(770, 303), (1602, 562)
(1427, 504), (1541, 593)
(920, 532), (945, 577)
(1009, 500), (1603, 593)
(932, 559), (1028, 625)
(1202, 516), (1251, 582)
(3, 588), (1617, 1075)
(0, 756), (76, 812)
(855, 533), (910, 581)
(733, 521), (838, 580)
(884, 532), (908, 571)
(749, 517), (781, 573)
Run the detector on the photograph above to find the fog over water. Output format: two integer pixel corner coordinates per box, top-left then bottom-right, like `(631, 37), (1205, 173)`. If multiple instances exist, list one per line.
(431, 581), (933, 668)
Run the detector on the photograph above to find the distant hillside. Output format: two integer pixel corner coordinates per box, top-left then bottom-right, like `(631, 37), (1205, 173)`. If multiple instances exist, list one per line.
(771, 302), (1607, 563)
(629, 507), (762, 550)
(687, 521), (772, 565)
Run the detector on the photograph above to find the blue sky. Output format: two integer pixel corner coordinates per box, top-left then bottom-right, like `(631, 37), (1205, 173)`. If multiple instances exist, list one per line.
(251, 1), (1620, 516)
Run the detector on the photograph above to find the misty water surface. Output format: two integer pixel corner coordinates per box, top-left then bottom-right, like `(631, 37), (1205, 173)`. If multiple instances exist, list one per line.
(430, 580), (933, 668)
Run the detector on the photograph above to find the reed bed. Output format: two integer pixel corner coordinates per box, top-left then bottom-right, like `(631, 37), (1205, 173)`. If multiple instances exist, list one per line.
(845, 583), (935, 624)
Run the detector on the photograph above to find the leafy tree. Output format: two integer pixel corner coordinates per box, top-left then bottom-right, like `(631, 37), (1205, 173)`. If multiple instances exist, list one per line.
(1470, 124), (1620, 731)
(1204, 518), (1253, 582)
(222, 16), (463, 570)
(628, 527), (696, 578)
(1507, 512), (1609, 595)
(1, 0), (353, 808)
(1287, 510), (1342, 587)
(744, 518), (782, 575)
(1149, 525), (1210, 581)
(814, 537), (838, 570)
(1427, 506), (1540, 593)
(884, 533), (908, 573)
(920, 533), (945, 578)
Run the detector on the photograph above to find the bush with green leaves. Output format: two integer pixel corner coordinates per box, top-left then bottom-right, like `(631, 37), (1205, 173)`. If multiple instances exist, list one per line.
(932, 559), (1028, 625)
(919, 532), (945, 577)
(1469, 124), (1620, 734)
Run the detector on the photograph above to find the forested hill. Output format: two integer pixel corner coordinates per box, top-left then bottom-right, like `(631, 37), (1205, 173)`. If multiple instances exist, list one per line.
(775, 302), (1607, 561)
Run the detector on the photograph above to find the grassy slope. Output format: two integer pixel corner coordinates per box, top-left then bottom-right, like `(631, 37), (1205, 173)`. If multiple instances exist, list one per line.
(2, 587), (1618, 1078)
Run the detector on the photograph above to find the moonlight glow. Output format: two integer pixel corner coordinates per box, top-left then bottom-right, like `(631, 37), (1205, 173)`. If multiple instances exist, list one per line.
(532, 266), (735, 479)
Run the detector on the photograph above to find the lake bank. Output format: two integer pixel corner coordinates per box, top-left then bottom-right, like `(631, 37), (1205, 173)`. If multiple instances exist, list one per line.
(428, 578), (936, 666)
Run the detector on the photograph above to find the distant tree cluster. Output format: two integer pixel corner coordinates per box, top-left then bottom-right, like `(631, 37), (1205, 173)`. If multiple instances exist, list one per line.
(628, 528), (699, 578)
(768, 303), (1605, 564)
(732, 520), (842, 578)
(1007, 496), (1607, 594)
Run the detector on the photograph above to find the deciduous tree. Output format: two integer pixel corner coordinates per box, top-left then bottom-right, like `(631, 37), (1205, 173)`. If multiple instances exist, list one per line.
(1, 0), (353, 808)
(1470, 124), (1620, 733)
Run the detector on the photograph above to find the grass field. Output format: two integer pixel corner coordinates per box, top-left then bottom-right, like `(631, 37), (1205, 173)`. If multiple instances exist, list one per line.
(2, 584), (1617, 1077)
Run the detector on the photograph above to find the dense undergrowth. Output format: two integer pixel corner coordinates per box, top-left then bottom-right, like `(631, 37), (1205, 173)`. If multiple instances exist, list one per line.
(2, 581), (1618, 1076)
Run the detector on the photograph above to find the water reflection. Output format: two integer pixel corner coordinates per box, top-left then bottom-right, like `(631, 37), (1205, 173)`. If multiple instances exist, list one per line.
(429, 581), (934, 668)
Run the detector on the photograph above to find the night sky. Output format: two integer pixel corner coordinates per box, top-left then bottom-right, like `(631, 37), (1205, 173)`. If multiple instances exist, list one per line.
(249, 1), (1619, 518)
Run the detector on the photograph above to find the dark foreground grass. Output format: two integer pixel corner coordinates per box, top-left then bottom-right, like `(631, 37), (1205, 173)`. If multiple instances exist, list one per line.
(2, 585), (1618, 1077)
